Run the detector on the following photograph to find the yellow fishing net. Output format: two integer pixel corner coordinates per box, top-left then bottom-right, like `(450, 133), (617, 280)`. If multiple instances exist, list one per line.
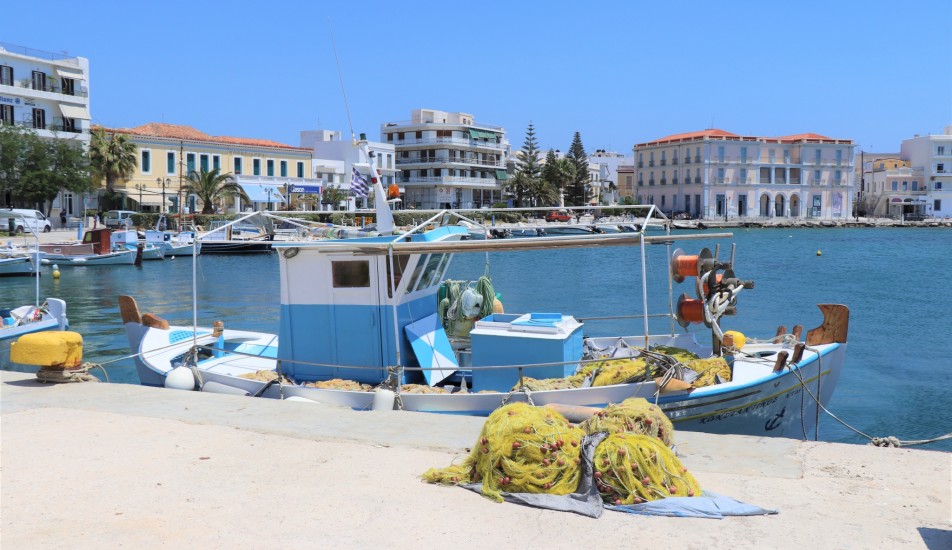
(686, 357), (732, 388)
(305, 379), (373, 391)
(578, 398), (675, 445)
(422, 402), (585, 502)
(593, 433), (701, 504)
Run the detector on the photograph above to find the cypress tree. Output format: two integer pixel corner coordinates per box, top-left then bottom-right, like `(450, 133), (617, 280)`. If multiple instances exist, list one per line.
(513, 123), (543, 207)
(567, 132), (588, 205)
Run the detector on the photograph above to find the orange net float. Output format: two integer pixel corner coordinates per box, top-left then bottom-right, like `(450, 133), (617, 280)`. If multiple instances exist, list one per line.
(670, 248), (713, 283)
(675, 293), (707, 328)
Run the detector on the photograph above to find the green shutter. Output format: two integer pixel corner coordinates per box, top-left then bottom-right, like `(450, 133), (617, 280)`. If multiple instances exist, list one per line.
(495, 169), (509, 180)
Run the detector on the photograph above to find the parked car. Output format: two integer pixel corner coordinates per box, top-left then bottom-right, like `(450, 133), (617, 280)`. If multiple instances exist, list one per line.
(105, 210), (137, 229)
(545, 210), (571, 222)
(0, 209), (52, 234)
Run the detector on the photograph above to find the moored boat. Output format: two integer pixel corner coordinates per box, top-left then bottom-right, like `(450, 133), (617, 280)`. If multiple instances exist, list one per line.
(40, 228), (137, 266)
(120, 138), (849, 440)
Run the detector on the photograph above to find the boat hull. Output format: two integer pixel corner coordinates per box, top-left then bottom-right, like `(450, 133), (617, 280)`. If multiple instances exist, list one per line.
(200, 240), (273, 254)
(125, 320), (846, 439)
(0, 256), (39, 277)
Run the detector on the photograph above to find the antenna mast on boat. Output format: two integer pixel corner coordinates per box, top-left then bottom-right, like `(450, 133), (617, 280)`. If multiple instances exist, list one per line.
(329, 19), (356, 143)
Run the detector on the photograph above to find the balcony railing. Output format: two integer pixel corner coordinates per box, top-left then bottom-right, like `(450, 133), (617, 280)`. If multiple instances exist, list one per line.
(389, 136), (507, 150)
(670, 158), (678, 165)
(660, 160), (666, 166)
(694, 156), (701, 163)
(694, 177), (701, 183)
(6, 79), (89, 98)
(672, 178), (678, 184)
(660, 178), (667, 185)
(637, 161), (643, 168)
(398, 176), (500, 187)
(648, 161), (655, 167)
(396, 156), (504, 168)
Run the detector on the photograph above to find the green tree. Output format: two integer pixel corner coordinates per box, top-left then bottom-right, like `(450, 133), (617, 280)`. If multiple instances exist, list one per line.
(0, 125), (91, 209)
(541, 150), (576, 207)
(181, 168), (248, 214)
(566, 132), (589, 206)
(88, 127), (137, 193)
(511, 123), (543, 207)
(322, 184), (348, 209)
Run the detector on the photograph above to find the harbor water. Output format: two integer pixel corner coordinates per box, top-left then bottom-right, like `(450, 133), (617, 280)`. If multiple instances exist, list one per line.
(2, 227), (949, 451)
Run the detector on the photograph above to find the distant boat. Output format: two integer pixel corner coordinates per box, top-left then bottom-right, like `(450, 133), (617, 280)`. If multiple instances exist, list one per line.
(0, 254), (41, 277)
(112, 230), (165, 260)
(40, 228), (137, 266)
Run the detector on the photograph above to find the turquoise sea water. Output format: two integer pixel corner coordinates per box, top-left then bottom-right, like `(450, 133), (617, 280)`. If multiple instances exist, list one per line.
(2, 227), (950, 451)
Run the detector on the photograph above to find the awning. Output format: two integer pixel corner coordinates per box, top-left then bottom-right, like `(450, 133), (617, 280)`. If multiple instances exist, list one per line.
(468, 129), (498, 140)
(59, 104), (90, 120)
(239, 183), (286, 203)
(288, 184), (322, 194)
(117, 189), (169, 206)
(55, 68), (84, 79)
(495, 169), (509, 181)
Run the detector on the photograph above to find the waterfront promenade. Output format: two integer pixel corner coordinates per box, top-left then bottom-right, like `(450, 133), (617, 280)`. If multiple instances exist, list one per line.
(1, 371), (948, 549)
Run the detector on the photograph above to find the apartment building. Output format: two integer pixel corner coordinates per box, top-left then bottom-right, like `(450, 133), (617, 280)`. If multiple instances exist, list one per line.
(381, 109), (510, 209)
(103, 123), (317, 213)
(633, 129), (855, 220)
(300, 129), (396, 210)
(899, 126), (952, 218)
(1, 42), (91, 215)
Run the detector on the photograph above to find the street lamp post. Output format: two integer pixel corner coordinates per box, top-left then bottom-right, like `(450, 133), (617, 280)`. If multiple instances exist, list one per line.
(156, 177), (170, 214)
(134, 183), (147, 212)
(284, 182), (290, 211)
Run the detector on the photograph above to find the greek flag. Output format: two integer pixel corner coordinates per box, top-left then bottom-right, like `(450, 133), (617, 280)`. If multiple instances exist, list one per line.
(351, 166), (369, 197)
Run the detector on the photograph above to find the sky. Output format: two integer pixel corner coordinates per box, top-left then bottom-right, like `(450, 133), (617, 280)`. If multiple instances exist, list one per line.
(6, 0), (951, 155)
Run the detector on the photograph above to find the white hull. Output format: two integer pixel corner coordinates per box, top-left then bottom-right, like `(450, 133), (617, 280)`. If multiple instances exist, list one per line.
(1, 299), (69, 368)
(0, 256), (39, 276)
(126, 321), (846, 439)
(47, 250), (137, 266)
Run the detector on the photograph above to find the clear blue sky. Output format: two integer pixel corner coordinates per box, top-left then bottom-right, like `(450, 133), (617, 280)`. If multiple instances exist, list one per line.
(7, 0), (951, 154)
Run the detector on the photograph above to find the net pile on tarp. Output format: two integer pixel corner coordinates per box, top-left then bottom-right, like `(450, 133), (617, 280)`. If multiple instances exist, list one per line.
(422, 402), (585, 502)
(592, 433), (700, 504)
(578, 398), (674, 445)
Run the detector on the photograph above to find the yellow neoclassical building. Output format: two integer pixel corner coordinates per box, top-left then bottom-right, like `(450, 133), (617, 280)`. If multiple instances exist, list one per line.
(102, 123), (319, 213)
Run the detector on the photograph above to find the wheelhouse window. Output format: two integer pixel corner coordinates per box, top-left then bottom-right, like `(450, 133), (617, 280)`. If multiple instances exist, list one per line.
(332, 261), (370, 288)
(385, 254), (411, 298)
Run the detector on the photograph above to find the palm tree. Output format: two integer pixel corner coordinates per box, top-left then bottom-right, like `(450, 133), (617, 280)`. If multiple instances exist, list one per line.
(88, 128), (137, 193)
(181, 168), (248, 214)
(549, 158), (576, 207)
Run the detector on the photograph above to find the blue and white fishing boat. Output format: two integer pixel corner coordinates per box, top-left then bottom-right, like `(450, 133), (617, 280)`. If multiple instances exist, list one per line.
(120, 139), (849, 439)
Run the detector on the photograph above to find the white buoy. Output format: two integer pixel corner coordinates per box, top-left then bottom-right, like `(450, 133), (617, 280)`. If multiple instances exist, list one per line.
(165, 366), (197, 390)
(372, 388), (396, 411)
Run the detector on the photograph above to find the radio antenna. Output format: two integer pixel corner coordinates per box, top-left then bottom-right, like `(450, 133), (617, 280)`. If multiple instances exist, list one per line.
(329, 18), (356, 142)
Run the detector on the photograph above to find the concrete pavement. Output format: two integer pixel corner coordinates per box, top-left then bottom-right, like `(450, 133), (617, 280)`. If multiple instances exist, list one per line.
(1, 371), (949, 549)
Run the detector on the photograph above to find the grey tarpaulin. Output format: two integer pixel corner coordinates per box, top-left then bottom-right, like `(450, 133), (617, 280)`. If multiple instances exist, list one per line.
(463, 432), (607, 518)
(462, 431), (778, 519)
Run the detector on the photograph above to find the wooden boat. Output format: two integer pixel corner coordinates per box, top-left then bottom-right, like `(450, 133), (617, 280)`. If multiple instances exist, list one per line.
(119, 140), (849, 439)
(40, 228), (136, 266)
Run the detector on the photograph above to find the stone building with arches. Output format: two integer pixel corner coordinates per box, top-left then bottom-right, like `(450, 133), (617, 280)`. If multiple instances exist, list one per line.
(633, 129), (855, 220)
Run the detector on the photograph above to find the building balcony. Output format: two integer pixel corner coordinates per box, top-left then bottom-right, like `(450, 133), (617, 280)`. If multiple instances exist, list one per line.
(672, 178), (678, 184)
(660, 160), (666, 166)
(398, 176), (501, 188)
(396, 157), (504, 168)
(389, 136), (507, 151)
(684, 157), (691, 164)
(648, 161), (655, 167)
(660, 178), (667, 185)
(670, 158), (679, 165)
(694, 177), (701, 183)
(693, 156), (701, 163)
(637, 161), (643, 168)
(2, 79), (89, 99)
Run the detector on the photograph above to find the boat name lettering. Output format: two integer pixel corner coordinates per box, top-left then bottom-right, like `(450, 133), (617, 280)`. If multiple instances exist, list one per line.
(699, 396), (779, 424)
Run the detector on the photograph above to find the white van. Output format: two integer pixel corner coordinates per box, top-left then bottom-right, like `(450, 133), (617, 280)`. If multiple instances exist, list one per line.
(105, 210), (137, 229)
(1, 209), (52, 234)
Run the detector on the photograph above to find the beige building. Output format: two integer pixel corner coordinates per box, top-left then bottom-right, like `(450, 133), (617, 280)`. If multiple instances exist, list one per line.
(634, 129), (856, 220)
(103, 123), (318, 213)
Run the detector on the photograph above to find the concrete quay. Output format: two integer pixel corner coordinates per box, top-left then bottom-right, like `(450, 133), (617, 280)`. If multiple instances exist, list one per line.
(1, 371), (948, 549)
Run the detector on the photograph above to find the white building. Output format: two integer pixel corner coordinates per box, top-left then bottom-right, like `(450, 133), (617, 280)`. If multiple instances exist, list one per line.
(589, 150), (634, 205)
(634, 129), (855, 220)
(899, 126), (952, 219)
(1, 42), (91, 215)
(300, 129), (396, 210)
(381, 109), (510, 209)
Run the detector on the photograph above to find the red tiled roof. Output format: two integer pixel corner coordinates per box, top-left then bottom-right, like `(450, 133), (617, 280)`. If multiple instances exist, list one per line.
(100, 123), (308, 151)
(638, 129), (739, 146)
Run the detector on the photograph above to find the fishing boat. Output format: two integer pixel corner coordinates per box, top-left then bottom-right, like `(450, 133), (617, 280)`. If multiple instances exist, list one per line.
(120, 140), (849, 439)
(40, 228), (137, 266)
(0, 253), (42, 276)
(112, 230), (165, 260)
(150, 217), (201, 256)
(199, 219), (274, 254)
